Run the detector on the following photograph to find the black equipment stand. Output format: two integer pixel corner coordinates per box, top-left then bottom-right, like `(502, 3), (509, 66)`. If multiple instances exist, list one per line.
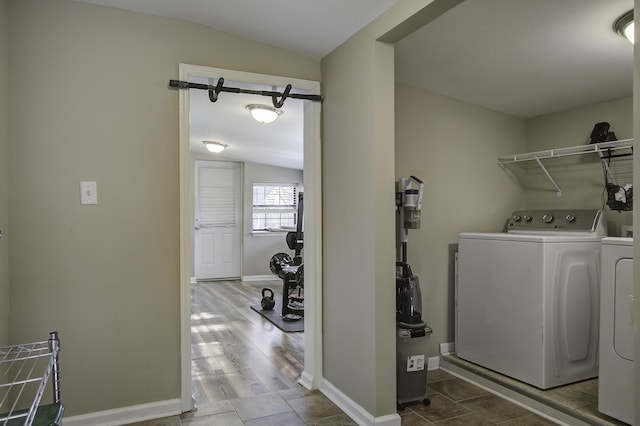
(266, 192), (304, 321)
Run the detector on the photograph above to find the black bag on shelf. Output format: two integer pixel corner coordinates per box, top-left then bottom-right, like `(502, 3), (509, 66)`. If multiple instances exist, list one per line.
(590, 122), (617, 144)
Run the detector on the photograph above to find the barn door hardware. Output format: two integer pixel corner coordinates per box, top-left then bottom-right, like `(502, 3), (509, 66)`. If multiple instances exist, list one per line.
(169, 78), (322, 108)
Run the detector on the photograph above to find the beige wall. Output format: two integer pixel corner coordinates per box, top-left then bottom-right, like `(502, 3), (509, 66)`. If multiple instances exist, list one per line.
(321, 0), (458, 418)
(322, 35), (384, 415)
(395, 83), (526, 356)
(0, 0), (9, 346)
(6, 0), (319, 417)
(524, 97), (633, 236)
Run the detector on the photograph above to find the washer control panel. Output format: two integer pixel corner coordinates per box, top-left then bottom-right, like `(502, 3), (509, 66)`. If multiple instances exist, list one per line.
(507, 209), (602, 233)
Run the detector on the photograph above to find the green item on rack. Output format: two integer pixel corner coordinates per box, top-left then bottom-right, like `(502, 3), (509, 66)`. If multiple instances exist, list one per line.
(1, 403), (64, 426)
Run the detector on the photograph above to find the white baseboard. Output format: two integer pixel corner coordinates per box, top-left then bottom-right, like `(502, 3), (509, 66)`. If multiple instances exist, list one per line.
(315, 356), (441, 426)
(439, 341), (455, 356)
(63, 398), (181, 426)
(192, 275), (278, 283)
(427, 355), (440, 371)
(298, 370), (315, 390)
(319, 379), (401, 426)
(241, 275), (277, 282)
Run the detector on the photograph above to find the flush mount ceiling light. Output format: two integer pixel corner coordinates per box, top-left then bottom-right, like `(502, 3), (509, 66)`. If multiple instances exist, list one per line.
(246, 104), (283, 124)
(203, 141), (227, 153)
(614, 10), (634, 44)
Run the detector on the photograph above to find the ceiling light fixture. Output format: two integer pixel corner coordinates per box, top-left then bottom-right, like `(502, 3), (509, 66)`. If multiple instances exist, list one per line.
(203, 141), (227, 153)
(246, 104), (282, 124)
(614, 10), (634, 44)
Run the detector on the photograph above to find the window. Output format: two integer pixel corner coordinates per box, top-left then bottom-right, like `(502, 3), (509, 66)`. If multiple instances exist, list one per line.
(252, 183), (298, 231)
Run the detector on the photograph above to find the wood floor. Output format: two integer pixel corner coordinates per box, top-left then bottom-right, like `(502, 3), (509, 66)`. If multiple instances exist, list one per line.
(190, 279), (305, 403)
(182, 279), (354, 425)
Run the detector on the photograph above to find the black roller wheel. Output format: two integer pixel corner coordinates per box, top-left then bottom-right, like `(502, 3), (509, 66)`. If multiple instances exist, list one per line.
(423, 398), (430, 406)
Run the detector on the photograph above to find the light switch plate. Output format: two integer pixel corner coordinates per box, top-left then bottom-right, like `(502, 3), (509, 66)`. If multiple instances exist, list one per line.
(80, 181), (98, 205)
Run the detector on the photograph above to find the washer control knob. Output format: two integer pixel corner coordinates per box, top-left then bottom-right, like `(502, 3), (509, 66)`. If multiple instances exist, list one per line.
(542, 214), (554, 224)
(523, 215), (532, 223)
(512, 215), (522, 222)
(565, 214), (576, 223)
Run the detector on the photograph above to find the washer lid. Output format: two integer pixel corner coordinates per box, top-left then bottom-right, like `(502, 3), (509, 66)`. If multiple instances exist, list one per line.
(459, 232), (603, 242)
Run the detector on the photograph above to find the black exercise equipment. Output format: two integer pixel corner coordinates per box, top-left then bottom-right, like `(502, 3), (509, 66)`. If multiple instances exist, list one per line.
(261, 288), (276, 311)
(169, 79), (323, 109)
(265, 192), (304, 322)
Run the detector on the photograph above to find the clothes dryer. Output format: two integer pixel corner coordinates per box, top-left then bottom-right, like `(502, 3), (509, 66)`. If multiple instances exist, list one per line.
(457, 210), (605, 389)
(598, 237), (634, 424)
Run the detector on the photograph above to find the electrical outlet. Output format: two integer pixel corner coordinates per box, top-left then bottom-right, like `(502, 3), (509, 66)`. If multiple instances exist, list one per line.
(80, 181), (98, 205)
(407, 355), (425, 372)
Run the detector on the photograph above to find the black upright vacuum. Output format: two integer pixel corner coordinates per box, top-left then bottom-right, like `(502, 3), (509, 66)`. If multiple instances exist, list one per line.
(396, 176), (431, 411)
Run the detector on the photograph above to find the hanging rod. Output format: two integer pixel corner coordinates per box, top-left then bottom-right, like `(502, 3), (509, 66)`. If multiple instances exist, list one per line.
(169, 78), (323, 108)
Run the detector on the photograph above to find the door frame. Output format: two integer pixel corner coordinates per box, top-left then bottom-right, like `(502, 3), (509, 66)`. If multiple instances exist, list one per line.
(178, 63), (323, 411)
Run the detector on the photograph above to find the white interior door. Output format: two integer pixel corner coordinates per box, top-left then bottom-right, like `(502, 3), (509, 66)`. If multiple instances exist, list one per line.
(194, 160), (241, 280)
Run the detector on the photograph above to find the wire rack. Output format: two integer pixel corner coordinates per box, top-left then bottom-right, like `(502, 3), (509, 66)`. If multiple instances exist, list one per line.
(497, 139), (633, 197)
(0, 332), (62, 426)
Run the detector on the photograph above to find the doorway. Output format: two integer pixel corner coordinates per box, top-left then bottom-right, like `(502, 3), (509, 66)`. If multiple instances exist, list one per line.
(178, 64), (323, 412)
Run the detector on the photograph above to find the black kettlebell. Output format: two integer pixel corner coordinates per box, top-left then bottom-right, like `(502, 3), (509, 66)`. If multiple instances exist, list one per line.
(261, 288), (275, 311)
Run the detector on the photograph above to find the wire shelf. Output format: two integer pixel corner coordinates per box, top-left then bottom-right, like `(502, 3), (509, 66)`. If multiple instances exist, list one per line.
(498, 139), (633, 196)
(0, 333), (62, 426)
(497, 139), (633, 164)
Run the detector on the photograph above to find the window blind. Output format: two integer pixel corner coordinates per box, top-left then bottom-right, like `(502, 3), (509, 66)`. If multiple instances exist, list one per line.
(199, 168), (236, 226)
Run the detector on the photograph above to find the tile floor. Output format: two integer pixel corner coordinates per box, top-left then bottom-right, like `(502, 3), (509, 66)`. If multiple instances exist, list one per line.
(399, 369), (558, 426)
(441, 355), (629, 426)
(125, 368), (568, 425)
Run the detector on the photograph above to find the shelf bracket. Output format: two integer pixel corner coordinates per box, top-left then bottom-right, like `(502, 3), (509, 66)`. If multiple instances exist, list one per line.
(533, 157), (562, 197)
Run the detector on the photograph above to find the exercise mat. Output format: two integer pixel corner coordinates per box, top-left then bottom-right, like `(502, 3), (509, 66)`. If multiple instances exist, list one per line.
(250, 304), (304, 333)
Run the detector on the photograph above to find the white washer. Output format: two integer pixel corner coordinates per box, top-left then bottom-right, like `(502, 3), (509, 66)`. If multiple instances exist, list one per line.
(598, 237), (634, 424)
(456, 209), (605, 389)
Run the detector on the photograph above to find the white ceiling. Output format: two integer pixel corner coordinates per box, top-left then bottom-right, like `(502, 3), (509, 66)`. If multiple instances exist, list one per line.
(188, 77), (307, 169)
(396, 0), (634, 119)
(74, 0), (635, 168)
(74, 0), (400, 59)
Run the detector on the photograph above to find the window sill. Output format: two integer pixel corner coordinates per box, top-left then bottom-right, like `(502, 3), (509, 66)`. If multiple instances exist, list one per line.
(251, 230), (288, 237)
